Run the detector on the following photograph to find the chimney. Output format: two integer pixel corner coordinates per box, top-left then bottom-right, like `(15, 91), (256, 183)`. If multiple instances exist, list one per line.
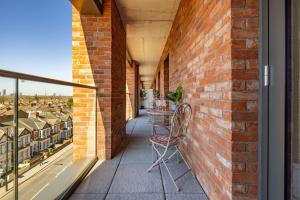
(29, 111), (39, 118)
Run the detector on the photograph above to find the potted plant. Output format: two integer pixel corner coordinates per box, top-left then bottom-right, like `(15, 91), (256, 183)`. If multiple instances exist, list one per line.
(152, 89), (160, 109)
(140, 90), (147, 109)
(166, 86), (184, 111)
(153, 89), (160, 99)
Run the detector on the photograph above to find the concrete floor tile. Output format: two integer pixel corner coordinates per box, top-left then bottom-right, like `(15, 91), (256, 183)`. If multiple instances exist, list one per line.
(109, 164), (163, 193)
(74, 161), (118, 194)
(125, 138), (151, 149)
(121, 147), (154, 164)
(69, 193), (106, 200)
(166, 193), (208, 200)
(105, 193), (164, 200)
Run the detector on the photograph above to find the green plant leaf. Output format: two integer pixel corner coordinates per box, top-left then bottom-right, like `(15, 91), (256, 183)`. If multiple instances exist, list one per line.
(166, 91), (176, 102)
(166, 86), (183, 104)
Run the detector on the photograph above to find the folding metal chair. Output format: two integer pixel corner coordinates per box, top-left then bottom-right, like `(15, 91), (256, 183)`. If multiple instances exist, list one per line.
(147, 103), (192, 191)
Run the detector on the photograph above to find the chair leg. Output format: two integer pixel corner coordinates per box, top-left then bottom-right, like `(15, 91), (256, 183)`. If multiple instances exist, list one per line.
(149, 145), (182, 192)
(151, 143), (155, 163)
(147, 145), (165, 172)
(176, 147), (195, 178)
(152, 126), (156, 135)
(161, 158), (180, 192)
(166, 148), (178, 162)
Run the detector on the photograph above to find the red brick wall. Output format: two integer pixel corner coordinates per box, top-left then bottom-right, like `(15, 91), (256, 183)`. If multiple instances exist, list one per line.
(72, 0), (126, 160)
(155, 0), (259, 199)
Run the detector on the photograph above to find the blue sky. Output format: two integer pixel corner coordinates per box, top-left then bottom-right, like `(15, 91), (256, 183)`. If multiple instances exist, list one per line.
(0, 0), (72, 82)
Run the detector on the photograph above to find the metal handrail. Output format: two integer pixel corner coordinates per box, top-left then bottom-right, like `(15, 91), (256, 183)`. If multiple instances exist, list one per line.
(0, 69), (97, 89)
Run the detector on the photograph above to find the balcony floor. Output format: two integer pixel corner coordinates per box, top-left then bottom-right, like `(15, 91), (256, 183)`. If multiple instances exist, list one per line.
(70, 111), (208, 200)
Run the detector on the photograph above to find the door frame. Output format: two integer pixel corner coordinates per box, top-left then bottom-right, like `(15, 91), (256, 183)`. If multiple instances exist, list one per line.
(260, 0), (292, 199)
(259, 0), (269, 198)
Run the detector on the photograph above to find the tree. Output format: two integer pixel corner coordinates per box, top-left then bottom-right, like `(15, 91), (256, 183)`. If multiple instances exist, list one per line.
(0, 96), (4, 104)
(34, 94), (39, 103)
(67, 98), (73, 109)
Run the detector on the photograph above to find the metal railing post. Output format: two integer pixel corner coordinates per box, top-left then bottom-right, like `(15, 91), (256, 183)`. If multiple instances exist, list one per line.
(5, 127), (8, 191)
(13, 78), (19, 200)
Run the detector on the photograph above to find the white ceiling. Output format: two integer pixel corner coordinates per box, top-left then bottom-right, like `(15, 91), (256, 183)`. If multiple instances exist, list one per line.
(116, 0), (180, 88)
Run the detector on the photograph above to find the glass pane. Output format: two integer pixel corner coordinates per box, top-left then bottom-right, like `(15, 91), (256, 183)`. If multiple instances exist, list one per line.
(291, 0), (300, 199)
(0, 76), (16, 199)
(0, 79), (96, 200)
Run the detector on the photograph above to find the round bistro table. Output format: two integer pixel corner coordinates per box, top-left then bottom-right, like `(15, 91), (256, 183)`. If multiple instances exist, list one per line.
(146, 109), (174, 135)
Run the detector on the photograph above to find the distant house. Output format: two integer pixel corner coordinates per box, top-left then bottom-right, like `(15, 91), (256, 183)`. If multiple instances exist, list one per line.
(17, 128), (31, 163)
(50, 112), (73, 140)
(19, 118), (51, 155)
(0, 127), (31, 170)
(0, 128), (12, 173)
(38, 112), (62, 144)
(60, 115), (73, 140)
(0, 109), (28, 125)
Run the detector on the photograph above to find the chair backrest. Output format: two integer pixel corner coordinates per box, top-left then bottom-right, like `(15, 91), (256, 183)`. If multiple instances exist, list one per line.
(170, 103), (192, 138)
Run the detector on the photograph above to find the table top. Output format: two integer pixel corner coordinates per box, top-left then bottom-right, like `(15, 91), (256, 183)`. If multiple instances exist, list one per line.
(146, 109), (174, 116)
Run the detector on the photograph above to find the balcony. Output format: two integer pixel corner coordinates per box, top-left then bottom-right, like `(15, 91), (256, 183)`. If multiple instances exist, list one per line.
(70, 111), (208, 200)
(0, 0), (267, 199)
(0, 69), (208, 200)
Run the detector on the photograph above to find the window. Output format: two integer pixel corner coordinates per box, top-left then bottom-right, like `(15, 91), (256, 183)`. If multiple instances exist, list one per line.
(0, 145), (4, 154)
(26, 136), (29, 144)
(18, 152), (23, 162)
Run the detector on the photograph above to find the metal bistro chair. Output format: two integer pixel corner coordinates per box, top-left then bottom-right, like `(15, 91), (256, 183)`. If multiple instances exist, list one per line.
(147, 103), (192, 191)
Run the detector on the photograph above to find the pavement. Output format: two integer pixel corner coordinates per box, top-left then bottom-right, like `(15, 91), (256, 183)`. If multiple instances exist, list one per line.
(0, 144), (73, 200)
(70, 110), (208, 200)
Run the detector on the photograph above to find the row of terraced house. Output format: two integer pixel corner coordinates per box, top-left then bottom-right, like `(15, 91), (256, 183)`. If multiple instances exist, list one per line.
(0, 110), (72, 173)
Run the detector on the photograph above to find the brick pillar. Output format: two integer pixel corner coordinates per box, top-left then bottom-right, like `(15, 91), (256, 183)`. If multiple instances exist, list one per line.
(163, 55), (170, 97)
(231, 0), (259, 198)
(72, 0), (126, 160)
(136, 64), (140, 115)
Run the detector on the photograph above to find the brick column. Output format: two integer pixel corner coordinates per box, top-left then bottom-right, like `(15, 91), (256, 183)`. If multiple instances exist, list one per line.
(231, 0), (259, 198)
(72, 0), (126, 160)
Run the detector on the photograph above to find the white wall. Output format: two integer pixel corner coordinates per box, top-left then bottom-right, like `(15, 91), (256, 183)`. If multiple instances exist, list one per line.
(143, 89), (153, 109)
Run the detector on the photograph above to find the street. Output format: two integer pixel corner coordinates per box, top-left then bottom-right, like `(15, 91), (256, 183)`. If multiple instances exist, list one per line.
(0, 147), (73, 200)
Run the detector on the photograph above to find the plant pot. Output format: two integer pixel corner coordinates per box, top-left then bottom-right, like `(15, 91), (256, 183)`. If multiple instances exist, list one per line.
(171, 104), (177, 111)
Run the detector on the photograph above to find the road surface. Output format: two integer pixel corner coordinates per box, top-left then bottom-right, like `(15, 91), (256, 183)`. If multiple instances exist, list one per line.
(1, 148), (73, 200)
